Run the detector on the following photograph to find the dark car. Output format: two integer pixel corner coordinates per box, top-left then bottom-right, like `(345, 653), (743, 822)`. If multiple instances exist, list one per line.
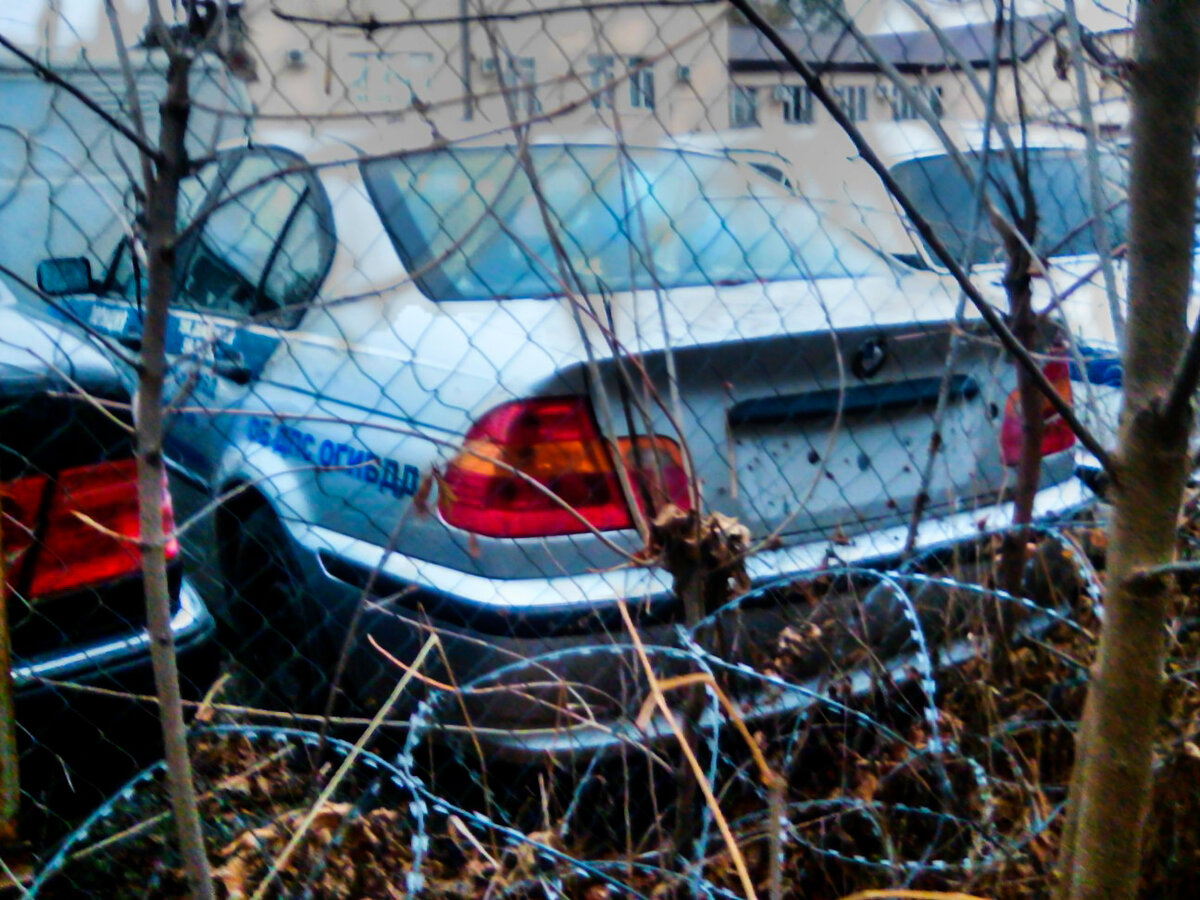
(1, 290), (214, 844)
(1, 297), (212, 695)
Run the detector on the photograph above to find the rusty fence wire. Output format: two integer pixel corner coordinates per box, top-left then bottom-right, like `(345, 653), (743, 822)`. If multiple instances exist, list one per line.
(0, 1), (1166, 897)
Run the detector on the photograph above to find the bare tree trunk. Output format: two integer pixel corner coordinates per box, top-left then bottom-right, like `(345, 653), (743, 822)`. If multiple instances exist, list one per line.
(995, 245), (1043, 671)
(1059, 3), (1200, 897)
(0, 496), (19, 855)
(998, 218), (1043, 603)
(136, 53), (215, 900)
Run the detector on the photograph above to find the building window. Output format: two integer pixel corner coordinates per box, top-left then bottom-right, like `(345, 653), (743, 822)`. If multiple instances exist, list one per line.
(487, 55), (540, 117)
(834, 84), (868, 123)
(731, 85), (759, 128)
(347, 51), (428, 107)
(780, 84), (813, 124)
(628, 57), (655, 110)
(499, 56), (542, 118)
(588, 55), (614, 109)
(890, 84), (944, 121)
(930, 86), (945, 118)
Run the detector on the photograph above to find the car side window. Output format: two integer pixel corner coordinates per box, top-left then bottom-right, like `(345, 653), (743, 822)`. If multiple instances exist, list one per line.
(106, 240), (145, 304)
(175, 148), (333, 326)
(262, 192), (327, 310)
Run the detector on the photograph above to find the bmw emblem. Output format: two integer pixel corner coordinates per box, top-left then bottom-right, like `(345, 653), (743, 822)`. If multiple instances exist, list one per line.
(853, 336), (888, 379)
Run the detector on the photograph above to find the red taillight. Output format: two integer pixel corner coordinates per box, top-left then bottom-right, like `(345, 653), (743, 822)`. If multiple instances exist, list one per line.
(2, 459), (177, 598)
(438, 397), (691, 538)
(1000, 357), (1075, 466)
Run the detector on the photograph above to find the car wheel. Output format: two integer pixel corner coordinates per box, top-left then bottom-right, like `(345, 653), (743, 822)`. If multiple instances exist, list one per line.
(218, 502), (330, 712)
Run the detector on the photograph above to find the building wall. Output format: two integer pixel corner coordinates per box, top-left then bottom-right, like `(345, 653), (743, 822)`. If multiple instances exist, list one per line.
(241, 0), (732, 147)
(728, 24), (1132, 156)
(7, 1), (1133, 149)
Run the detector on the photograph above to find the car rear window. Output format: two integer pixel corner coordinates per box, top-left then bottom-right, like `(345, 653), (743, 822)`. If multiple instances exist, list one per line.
(890, 147), (1128, 267)
(362, 145), (888, 301)
(0, 392), (131, 482)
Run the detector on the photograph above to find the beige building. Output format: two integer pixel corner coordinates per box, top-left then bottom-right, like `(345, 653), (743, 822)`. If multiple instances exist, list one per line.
(727, 13), (1131, 150)
(237, 0), (731, 148)
(242, 2), (1132, 151)
(6, 0), (1134, 149)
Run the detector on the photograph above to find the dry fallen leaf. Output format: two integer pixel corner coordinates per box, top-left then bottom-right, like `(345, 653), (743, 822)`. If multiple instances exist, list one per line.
(412, 469), (435, 517)
(852, 771), (879, 803)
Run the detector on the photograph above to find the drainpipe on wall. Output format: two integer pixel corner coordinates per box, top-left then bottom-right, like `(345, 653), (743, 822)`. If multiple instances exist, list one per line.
(461, 0), (472, 120)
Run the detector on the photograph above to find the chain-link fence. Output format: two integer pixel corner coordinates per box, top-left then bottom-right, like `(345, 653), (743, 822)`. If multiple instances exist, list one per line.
(7, 1), (1198, 897)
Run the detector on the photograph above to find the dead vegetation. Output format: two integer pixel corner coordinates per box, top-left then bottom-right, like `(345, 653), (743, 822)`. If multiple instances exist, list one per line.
(27, 505), (1200, 899)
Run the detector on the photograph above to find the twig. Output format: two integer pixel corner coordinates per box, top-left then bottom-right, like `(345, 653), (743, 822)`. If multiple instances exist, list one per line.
(0, 854), (32, 899)
(103, 0), (154, 196)
(248, 635), (438, 900)
(272, 0), (724, 30)
(904, 5), (1004, 554)
(368, 635), (673, 766)
(767, 775), (784, 900)
(0, 34), (164, 165)
(1064, 0), (1125, 349)
(633, 673), (776, 788)
(633, 672), (787, 900)
(26, 677), (375, 725)
(1164, 320), (1200, 425)
(68, 746), (297, 862)
(726, 0), (1116, 482)
(369, 634), (607, 698)
(134, 47), (214, 900)
(0, 479), (19, 861)
(447, 815), (501, 870)
(615, 602), (758, 900)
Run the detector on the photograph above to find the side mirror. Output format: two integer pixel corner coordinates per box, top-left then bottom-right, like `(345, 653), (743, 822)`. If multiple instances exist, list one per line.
(36, 257), (93, 295)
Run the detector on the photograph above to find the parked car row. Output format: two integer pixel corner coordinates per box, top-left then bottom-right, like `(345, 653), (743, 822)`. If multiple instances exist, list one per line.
(679, 121), (1132, 453)
(2, 288), (215, 838)
(1, 289), (213, 700)
(12, 124), (1105, 755)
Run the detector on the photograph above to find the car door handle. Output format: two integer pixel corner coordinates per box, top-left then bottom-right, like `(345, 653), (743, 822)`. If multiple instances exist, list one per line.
(212, 348), (251, 384)
(213, 359), (251, 384)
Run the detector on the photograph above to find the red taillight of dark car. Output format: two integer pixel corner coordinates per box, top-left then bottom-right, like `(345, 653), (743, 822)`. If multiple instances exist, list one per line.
(2, 459), (178, 598)
(438, 396), (691, 538)
(999, 356), (1075, 466)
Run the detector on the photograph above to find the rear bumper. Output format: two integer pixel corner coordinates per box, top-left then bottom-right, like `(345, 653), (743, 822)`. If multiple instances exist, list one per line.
(12, 578), (215, 696)
(298, 476), (1092, 613)
(286, 477), (1094, 759)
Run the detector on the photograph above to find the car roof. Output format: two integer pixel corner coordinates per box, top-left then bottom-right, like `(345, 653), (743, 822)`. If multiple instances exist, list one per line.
(0, 288), (126, 401)
(732, 120), (1113, 259)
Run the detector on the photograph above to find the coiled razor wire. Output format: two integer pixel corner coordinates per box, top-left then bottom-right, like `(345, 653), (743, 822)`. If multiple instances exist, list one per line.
(671, 629), (725, 881)
(895, 522), (1106, 618)
(28, 755), (167, 896)
(29, 724), (415, 897)
(693, 566), (946, 759)
(676, 542), (1103, 884)
(411, 788), (661, 899)
(678, 645), (1004, 879)
(407, 628), (974, 888)
(398, 697), (436, 897)
(401, 643), (715, 895)
(724, 794), (1023, 878)
(689, 562), (957, 860)
(29, 525), (1105, 897)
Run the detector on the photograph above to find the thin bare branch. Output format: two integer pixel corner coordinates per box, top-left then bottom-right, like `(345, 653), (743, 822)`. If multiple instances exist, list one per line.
(726, 0), (1116, 480)
(271, 0), (723, 31)
(248, 635), (438, 900)
(0, 34), (164, 166)
(1164, 318), (1200, 425)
